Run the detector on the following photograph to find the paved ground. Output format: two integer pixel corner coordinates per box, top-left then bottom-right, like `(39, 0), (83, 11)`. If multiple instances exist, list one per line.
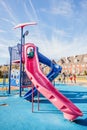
(0, 84), (87, 130)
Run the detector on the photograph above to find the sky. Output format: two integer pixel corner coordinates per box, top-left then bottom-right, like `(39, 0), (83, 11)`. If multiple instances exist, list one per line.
(0, 0), (87, 65)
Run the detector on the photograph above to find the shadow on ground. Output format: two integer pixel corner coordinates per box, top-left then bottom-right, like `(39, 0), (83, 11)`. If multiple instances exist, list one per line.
(74, 118), (87, 126)
(33, 90), (87, 104)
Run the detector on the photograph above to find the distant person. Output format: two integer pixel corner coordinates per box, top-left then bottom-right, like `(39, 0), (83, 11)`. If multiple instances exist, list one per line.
(58, 77), (61, 82)
(27, 48), (34, 58)
(39, 63), (43, 72)
(62, 72), (66, 83)
(73, 74), (76, 83)
(69, 74), (73, 83)
(52, 59), (57, 64)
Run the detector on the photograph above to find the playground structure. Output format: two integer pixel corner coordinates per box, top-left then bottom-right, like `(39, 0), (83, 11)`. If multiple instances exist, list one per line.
(8, 46), (32, 87)
(8, 22), (83, 121)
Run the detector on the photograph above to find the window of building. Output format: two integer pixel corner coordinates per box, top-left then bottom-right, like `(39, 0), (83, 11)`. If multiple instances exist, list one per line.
(83, 57), (87, 62)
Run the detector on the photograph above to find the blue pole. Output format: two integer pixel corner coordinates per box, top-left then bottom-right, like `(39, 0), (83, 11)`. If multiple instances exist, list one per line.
(19, 27), (23, 97)
(8, 47), (12, 94)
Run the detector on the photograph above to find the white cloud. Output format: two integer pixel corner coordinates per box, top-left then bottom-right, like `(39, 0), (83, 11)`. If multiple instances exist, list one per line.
(1, 1), (18, 25)
(25, 28), (87, 61)
(53, 28), (67, 37)
(23, 0), (39, 22)
(0, 45), (9, 59)
(0, 0), (87, 65)
(80, 0), (87, 10)
(23, 2), (33, 21)
(41, 0), (74, 17)
(0, 29), (5, 33)
(0, 18), (16, 26)
(28, 0), (38, 21)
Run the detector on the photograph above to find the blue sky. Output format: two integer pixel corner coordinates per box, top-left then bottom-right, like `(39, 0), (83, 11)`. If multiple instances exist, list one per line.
(0, 0), (87, 65)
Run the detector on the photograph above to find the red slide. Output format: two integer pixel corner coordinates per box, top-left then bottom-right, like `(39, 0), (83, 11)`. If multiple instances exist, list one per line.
(24, 43), (83, 121)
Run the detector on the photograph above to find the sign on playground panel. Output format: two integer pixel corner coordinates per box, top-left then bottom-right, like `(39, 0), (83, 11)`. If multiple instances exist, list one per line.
(11, 69), (32, 87)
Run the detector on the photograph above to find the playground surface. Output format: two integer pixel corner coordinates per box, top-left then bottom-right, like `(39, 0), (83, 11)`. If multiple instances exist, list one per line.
(0, 84), (87, 130)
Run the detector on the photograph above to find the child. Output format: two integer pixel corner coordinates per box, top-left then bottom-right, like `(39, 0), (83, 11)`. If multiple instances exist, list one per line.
(73, 74), (76, 83)
(69, 74), (73, 83)
(27, 48), (34, 58)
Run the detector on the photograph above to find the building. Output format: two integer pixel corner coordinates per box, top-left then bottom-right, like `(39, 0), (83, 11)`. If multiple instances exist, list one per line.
(57, 54), (87, 75)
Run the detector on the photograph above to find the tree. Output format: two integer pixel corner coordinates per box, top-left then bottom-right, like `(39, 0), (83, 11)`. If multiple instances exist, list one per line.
(0, 70), (3, 78)
(84, 70), (87, 75)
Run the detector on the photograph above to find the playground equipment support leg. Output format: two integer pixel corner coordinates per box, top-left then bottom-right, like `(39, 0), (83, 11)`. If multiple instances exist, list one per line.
(8, 47), (12, 94)
(19, 27), (23, 97)
(38, 91), (40, 111)
(32, 84), (34, 112)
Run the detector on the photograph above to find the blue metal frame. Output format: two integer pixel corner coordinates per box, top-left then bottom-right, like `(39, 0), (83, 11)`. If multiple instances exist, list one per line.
(8, 47), (12, 94)
(19, 27), (23, 97)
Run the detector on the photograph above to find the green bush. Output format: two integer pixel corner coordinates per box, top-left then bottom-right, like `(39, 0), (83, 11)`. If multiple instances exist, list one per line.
(84, 70), (87, 75)
(0, 70), (3, 78)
